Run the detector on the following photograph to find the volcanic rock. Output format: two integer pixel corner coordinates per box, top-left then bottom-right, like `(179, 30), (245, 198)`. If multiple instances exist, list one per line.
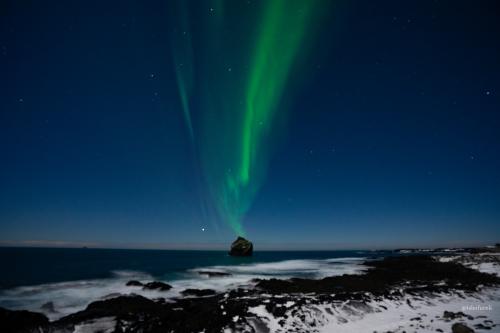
(0, 307), (49, 333)
(180, 288), (217, 297)
(452, 323), (475, 333)
(142, 281), (172, 291)
(229, 236), (253, 256)
(126, 280), (143, 287)
(443, 311), (473, 320)
(255, 255), (500, 295)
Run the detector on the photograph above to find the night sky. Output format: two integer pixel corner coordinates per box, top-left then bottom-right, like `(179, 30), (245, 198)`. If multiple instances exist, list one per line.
(1, 0), (499, 250)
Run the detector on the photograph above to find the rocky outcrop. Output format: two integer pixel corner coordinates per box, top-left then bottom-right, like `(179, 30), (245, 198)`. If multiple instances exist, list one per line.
(452, 323), (475, 333)
(0, 307), (49, 333)
(229, 236), (253, 256)
(126, 280), (171, 290)
(255, 255), (500, 294)
(126, 280), (143, 286)
(53, 294), (237, 333)
(142, 281), (172, 291)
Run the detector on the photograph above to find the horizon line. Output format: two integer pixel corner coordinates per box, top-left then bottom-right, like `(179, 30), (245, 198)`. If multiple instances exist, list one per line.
(0, 239), (494, 252)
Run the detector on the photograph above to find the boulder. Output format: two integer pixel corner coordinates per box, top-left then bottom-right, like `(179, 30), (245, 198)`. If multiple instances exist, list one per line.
(142, 281), (172, 291)
(229, 236), (253, 256)
(126, 280), (143, 287)
(443, 311), (473, 321)
(452, 323), (475, 333)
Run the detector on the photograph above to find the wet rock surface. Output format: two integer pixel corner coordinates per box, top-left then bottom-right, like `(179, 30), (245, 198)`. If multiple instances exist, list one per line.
(142, 281), (172, 291)
(125, 280), (143, 286)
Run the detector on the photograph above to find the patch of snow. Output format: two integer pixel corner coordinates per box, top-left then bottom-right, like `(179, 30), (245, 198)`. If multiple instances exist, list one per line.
(72, 317), (116, 333)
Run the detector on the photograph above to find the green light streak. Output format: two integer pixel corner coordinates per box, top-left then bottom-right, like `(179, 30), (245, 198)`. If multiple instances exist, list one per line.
(171, 1), (195, 142)
(171, 0), (318, 236)
(225, 0), (315, 234)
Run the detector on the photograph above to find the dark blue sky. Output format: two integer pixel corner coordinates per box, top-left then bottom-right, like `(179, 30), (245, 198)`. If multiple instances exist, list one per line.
(1, 0), (499, 249)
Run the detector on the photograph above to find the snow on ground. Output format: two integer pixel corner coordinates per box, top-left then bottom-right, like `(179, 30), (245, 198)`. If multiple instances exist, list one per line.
(234, 253), (500, 333)
(72, 317), (116, 333)
(437, 253), (500, 276)
(240, 288), (500, 333)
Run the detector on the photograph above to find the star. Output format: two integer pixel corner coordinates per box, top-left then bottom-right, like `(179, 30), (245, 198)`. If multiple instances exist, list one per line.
(201, 228), (205, 232)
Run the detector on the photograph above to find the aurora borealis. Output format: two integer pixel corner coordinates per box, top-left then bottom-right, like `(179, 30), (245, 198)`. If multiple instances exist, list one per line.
(171, 0), (321, 235)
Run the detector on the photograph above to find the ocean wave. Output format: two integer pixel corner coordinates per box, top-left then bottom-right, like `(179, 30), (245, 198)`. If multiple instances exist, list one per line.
(190, 257), (367, 278)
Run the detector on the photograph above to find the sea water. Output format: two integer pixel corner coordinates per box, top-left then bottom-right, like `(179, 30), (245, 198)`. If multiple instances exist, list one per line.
(0, 247), (389, 319)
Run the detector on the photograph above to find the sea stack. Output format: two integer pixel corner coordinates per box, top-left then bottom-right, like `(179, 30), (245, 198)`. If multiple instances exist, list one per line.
(229, 236), (253, 256)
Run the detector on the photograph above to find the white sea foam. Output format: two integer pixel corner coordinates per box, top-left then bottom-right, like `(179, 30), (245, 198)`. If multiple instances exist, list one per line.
(0, 270), (167, 320)
(191, 257), (367, 278)
(0, 256), (367, 320)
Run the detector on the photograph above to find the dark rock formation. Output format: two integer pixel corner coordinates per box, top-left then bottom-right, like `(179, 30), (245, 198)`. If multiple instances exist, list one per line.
(198, 270), (232, 277)
(53, 294), (238, 333)
(229, 236), (253, 256)
(452, 323), (475, 333)
(0, 307), (49, 333)
(126, 280), (143, 286)
(255, 255), (500, 295)
(443, 311), (473, 321)
(143, 281), (172, 291)
(181, 288), (217, 297)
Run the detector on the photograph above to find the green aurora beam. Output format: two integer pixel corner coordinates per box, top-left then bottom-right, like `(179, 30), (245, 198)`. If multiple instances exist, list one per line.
(171, 0), (320, 236)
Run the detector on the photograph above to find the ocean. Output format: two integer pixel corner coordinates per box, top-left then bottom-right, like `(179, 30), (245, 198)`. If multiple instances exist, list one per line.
(0, 247), (390, 319)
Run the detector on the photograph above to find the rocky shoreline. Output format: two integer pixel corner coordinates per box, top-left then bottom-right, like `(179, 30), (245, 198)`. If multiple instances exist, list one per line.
(1, 250), (499, 333)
